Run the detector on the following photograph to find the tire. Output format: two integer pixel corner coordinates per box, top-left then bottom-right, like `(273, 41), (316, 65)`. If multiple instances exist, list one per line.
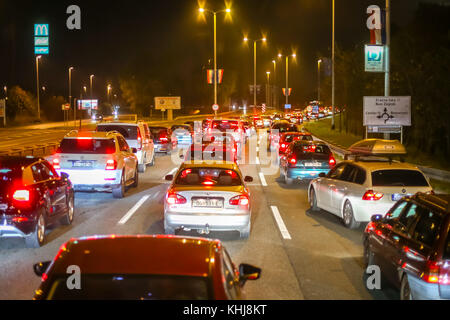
(25, 211), (46, 248)
(309, 188), (320, 212)
(240, 222), (251, 239)
(400, 274), (412, 300)
(342, 201), (360, 229)
(284, 169), (294, 185)
(60, 194), (75, 226)
(132, 167), (139, 188)
(138, 163), (146, 173)
(112, 173), (125, 198)
(149, 154), (155, 167)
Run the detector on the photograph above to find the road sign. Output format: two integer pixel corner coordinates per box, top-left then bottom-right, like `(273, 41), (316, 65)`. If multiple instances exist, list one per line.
(62, 104), (70, 111)
(363, 96), (411, 126)
(155, 97), (181, 110)
(212, 104), (219, 112)
(34, 24), (49, 55)
(285, 104), (292, 110)
(365, 45), (385, 72)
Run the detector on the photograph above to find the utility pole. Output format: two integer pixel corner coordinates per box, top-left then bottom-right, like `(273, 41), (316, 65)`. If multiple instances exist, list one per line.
(331, 0), (336, 130)
(384, 0), (391, 140)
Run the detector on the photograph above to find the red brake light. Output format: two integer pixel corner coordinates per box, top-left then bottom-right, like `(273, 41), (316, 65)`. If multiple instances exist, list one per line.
(52, 158), (61, 170)
(362, 190), (384, 201)
(422, 261), (440, 284)
(202, 181), (215, 186)
(229, 195), (249, 206)
(12, 217), (30, 223)
(329, 157), (336, 166)
(137, 131), (143, 151)
(365, 221), (376, 233)
(166, 192), (187, 205)
(289, 156), (297, 165)
(105, 159), (117, 170)
(13, 190), (30, 202)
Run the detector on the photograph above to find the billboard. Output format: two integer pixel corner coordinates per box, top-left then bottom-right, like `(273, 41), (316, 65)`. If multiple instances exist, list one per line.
(363, 97), (411, 126)
(155, 97), (181, 110)
(34, 24), (49, 55)
(77, 100), (98, 110)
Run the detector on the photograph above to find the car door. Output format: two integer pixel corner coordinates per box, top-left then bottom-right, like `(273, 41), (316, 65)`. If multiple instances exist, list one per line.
(41, 161), (68, 215)
(143, 124), (154, 162)
(329, 164), (357, 215)
(31, 163), (60, 218)
(316, 163), (346, 212)
(221, 248), (242, 300)
(117, 136), (135, 182)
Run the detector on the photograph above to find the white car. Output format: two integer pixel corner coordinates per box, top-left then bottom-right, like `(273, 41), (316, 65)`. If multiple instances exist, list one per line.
(96, 121), (155, 173)
(47, 131), (139, 198)
(308, 140), (433, 229)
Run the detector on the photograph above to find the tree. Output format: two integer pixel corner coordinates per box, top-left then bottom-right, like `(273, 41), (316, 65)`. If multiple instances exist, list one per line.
(7, 86), (36, 121)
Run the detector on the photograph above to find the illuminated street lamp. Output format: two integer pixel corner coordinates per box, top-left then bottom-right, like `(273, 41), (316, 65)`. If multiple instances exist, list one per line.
(107, 84), (112, 103)
(198, 6), (231, 116)
(317, 59), (322, 102)
(36, 55), (42, 120)
(90, 75), (94, 99)
(277, 52), (297, 106)
(244, 36), (267, 109)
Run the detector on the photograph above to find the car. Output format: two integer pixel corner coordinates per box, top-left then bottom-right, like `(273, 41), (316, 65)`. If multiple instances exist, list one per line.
(278, 132), (313, 155)
(0, 156), (74, 248)
(208, 119), (245, 144)
(363, 192), (450, 300)
(149, 126), (175, 154)
(308, 139), (434, 229)
(171, 124), (193, 147)
(280, 141), (336, 185)
(32, 235), (262, 300)
(290, 116), (303, 125)
(47, 131), (139, 198)
(164, 161), (254, 239)
(253, 116), (263, 128)
(267, 122), (299, 151)
(91, 113), (103, 122)
(183, 141), (238, 163)
(261, 115), (273, 127)
(96, 121), (155, 173)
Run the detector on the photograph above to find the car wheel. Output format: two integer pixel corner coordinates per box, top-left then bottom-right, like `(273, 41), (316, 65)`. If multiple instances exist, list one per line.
(363, 239), (374, 268)
(284, 169), (294, 185)
(25, 211), (46, 248)
(60, 194), (74, 226)
(112, 173), (125, 198)
(400, 274), (412, 300)
(309, 188), (320, 212)
(240, 222), (251, 239)
(132, 167), (139, 188)
(342, 201), (360, 229)
(149, 154), (155, 167)
(138, 163), (146, 173)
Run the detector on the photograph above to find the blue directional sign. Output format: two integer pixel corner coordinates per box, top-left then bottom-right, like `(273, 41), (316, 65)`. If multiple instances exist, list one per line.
(285, 104), (292, 110)
(34, 24), (49, 55)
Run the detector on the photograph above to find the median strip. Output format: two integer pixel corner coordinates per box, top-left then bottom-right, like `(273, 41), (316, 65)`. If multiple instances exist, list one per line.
(270, 206), (292, 240)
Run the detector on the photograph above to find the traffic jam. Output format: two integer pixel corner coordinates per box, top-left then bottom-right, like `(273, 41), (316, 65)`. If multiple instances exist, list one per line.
(0, 109), (448, 301)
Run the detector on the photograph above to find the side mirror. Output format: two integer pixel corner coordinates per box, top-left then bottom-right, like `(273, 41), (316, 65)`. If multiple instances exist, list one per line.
(60, 172), (70, 180)
(318, 173), (326, 178)
(165, 175), (174, 181)
(239, 264), (261, 286)
(33, 261), (51, 277)
(131, 148), (138, 154)
(244, 176), (253, 183)
(371, 214), (383, 223)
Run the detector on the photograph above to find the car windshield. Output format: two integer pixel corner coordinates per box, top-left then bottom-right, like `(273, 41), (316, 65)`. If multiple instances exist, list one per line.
(97, 125), (138, 139)
(46, 274), (210, 300)
(175, 168), (242, 186)
(284, 135), (313, 143)
(58, 138), (116, 154)
(371, 170), (430, 187)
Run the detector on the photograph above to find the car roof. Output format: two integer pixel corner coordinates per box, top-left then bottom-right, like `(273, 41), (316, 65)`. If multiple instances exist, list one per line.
(342, 160), (422, 171)
(98, 121), (140, 127)
(181, 161), (238, 170)
(49, 236), (220, 277)
(64, 131), (118, 139)
(0, 156), (43, 167)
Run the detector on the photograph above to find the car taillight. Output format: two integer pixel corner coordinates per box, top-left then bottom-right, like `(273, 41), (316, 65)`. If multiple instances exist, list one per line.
(422, 261), (441, 284)
(166, 193), (187, 205)
(105, 159), (117, 170)
(137, 131), (143, 151)
(329, 157), (336, 167)
(52, 158), (61, 170)
(12, 217), (29, 223)
(229, 195), (249, 206)
(13, 190), (30, 202)
(362, 190), (384, 201)
(365, 221), (376, 233)
(289, 156), (297, 166)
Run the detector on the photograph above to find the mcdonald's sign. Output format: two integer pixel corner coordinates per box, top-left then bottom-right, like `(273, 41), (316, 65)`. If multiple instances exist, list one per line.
(34, 24), (49, 55)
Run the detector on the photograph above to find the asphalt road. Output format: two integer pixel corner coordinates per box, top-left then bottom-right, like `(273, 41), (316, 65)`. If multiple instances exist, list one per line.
(0, 128), (401, 300)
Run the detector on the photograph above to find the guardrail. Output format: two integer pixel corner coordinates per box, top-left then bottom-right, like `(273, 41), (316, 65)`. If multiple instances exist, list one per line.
(305, 129), (450, 183)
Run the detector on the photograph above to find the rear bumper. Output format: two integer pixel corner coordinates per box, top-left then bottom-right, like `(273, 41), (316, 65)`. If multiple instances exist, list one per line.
(165, 212), (250, 231)
(0, 216), (36, 238)
(286, 168), (330, 180)
(408, 273), (448, 300)
(350, 199), (397, 222)
(154, 143), (171, 153)
(58, 169), (122, 190)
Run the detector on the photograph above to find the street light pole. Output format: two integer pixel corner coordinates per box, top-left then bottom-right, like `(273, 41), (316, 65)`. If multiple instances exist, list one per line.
(36, 55), (42, 121)
(286, 55), (289, 106)
(266, 72), (271, 108)
(331, 0), (336, 130)
(69, 67), (74, 126)
(90, 75), (94, 99)
(318, 59), (322, 102)
(272, 60), (277, 110)
(254, 40), (257, 109)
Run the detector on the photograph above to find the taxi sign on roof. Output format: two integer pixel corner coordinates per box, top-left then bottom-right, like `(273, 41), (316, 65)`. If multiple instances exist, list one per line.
(348, 139), (407, 156)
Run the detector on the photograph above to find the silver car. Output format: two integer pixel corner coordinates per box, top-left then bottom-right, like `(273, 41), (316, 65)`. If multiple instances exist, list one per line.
(164, 161), (253, 239)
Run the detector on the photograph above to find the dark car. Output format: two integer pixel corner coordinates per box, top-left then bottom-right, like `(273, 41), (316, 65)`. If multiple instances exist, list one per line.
(363, 192), (450, 300)
(268, 122), (299, 151)
(0, 156), (74, 248)
(33, 235), (261, 300)
(149, 126), (174, 154)
(278, 132), (313, 155)
(279, 141), (336, 185)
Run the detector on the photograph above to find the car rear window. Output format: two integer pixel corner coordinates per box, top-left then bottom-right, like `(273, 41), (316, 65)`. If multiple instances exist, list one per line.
(185, 148), (235, 162)
(284, 134), (313, 143)
(149, 127), (168, 136)
(97, 125), (138, 139)
(175, 168), (242, 186)
(211, 121), (239, 131)
(46, 274), (210, 300)
(273, 125), (298, 133)
(293, 144), (331, 154)
(371, 170), (429, 187)
(58, 138), (116, 154)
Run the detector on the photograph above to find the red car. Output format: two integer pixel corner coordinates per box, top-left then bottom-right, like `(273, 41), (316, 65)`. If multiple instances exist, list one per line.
(33, 235), (261, 300)
(278, 132), (313, 155)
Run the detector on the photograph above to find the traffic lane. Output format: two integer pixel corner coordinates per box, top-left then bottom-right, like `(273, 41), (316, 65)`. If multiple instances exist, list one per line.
(260, 166), (399, 300)
(0, 153), (174, 300)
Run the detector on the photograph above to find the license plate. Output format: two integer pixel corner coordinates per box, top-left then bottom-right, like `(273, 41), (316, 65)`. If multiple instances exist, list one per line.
(192, 198), (223, 208)
(392, 194), (411, 201)
(72, 161), (94, 168)
(304, 162), (321, 167)
(0, 204), (7, 211)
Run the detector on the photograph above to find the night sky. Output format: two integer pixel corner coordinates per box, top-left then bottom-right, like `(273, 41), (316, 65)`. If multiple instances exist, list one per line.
(0, 0), (443, 108)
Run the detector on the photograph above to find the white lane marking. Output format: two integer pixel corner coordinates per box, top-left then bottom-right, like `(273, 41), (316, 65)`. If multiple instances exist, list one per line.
(270, 206), (292, 240)
(259, 172), (268, 187)
(256, 157), (260, 165)
(118, 195), (151, 225)
(256, 147), (260, 152)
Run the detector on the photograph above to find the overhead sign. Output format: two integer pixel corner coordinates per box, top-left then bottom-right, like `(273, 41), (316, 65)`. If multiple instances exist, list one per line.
(34, 24), (49, 55)
(77, 100), (98, 110)
(365, 45), (385, 72)
(155, 97), (181, 110)
(285, 104), (292, 110)
(364, 96), (411, 126)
